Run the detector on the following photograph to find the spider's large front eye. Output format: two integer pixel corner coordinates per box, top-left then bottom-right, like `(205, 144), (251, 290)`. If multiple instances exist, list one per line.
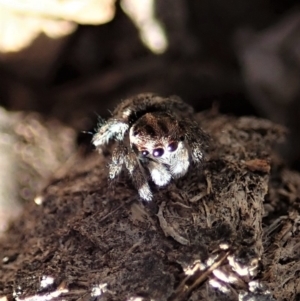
(141, 150), (149, 157)
(153, 148), (164, 157)
(167, 141), (178, 152)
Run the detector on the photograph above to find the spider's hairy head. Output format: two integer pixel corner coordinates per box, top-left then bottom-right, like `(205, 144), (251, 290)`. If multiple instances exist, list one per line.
(129, 112), (187, 164)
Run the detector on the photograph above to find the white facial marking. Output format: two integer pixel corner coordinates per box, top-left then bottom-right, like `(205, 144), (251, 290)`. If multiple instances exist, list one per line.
(149, 164), (171, 186)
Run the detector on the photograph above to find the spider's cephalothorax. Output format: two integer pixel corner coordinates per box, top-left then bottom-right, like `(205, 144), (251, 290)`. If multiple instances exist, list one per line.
(93, 93), (209, 201)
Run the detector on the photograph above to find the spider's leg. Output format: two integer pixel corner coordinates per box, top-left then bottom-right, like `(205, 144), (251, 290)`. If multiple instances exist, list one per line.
(109, 143), (127, 179)
(125, 151), (152, 201)
(179, 119), (210, 164)
(148, 160), (171, 186)
(93, 119), (129, 147)
(170, 146), (190, 178)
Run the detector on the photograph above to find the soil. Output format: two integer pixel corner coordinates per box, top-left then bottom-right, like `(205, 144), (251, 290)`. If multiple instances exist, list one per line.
(1, 111), (298, 301)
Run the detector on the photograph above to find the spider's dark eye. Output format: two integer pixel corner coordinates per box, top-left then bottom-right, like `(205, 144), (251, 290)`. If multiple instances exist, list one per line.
(180, 136), (185, 141)
(167, 141), (178, 152)
(153, 148), (164, 157)
(141, 150), (149, 157)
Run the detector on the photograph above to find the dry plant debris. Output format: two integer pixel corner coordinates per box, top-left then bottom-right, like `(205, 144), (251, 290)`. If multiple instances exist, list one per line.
(0, 111), (299, 301)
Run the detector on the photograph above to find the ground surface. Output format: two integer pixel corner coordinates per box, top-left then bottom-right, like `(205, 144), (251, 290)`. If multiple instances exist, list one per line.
(0, 112), (299, 301)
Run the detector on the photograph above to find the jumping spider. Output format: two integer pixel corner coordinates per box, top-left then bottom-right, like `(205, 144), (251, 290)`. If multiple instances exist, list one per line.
(93, 93), (209, 201)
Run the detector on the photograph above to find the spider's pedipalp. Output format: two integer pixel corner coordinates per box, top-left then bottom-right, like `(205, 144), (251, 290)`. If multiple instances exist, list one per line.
(148, 160), (171, 186)
(125, 151), (152, 201)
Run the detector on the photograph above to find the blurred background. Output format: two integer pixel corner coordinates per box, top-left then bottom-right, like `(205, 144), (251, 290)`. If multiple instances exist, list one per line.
(0, 0), (300, 228)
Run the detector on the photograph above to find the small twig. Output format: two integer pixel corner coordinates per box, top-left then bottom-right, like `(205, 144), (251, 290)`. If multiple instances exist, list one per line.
(170, 250), (230, 301)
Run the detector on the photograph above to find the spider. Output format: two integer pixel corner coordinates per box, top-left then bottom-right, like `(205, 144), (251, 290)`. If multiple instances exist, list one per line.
(93, 93), (209, 201)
